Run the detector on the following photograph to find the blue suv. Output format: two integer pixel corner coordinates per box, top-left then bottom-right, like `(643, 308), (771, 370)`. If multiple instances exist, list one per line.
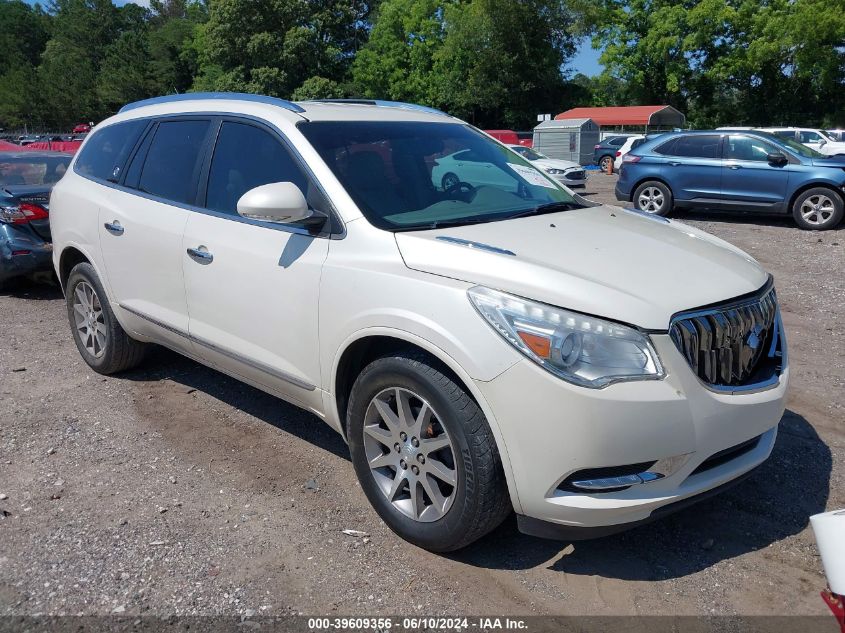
(615, 130), (845, 230)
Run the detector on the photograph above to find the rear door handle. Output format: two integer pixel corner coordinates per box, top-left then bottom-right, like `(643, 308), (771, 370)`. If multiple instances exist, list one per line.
(103, 220), (124, 235)
(186, 246), (213, 264)
(728, 164), (742, 170)
(668, 161), (681, 166)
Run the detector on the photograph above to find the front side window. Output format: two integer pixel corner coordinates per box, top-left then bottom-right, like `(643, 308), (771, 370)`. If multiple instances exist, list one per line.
(298, 121), (582, 231)
(138, 120), (210, 204)
(725, 135), (777, 162)
(799, 130), (823, 143)
(0, 156), (69, 186)
(204, 121), (312, 215)
(75, 119), (147, 182)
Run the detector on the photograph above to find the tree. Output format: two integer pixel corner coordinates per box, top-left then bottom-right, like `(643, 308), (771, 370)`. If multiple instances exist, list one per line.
(195, 0), (371, 97)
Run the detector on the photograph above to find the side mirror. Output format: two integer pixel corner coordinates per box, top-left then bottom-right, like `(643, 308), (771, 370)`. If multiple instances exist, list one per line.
(819, 138), (827, 147)
(237, 182), (319, 225)
(767, 152), (788, 166)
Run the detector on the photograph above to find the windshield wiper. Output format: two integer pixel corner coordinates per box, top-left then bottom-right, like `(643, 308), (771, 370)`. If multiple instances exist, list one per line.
(506, 201), (583, 220)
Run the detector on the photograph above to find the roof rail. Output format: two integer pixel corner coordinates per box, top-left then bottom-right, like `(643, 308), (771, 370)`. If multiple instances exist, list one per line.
(118, 92), (306, 114)
(303, 98), (449, 117)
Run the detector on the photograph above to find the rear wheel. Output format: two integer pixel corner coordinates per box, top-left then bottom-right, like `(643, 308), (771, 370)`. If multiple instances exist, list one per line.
(599, 155), (613, 172)
(633, 180), (673, 216)
(347, 350), (510, 552)
(66, 262), (147, 374)
(792, 187), (843, 230)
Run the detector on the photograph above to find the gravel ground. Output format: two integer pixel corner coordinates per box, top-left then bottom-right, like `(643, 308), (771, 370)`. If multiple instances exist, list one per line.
(1, 172), (843, 619)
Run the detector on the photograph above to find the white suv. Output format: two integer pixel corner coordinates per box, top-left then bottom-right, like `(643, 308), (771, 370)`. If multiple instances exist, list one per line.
(50, 94), (788, 551)
(757, 127), (845, 156)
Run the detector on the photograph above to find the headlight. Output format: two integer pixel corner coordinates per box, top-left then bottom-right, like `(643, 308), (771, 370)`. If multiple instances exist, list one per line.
(545, 168), (565, 174)
(468, 286), (664, 388)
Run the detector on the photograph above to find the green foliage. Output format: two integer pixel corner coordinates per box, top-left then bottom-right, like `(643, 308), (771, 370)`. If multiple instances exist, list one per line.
(1, 0), (842, 132)
(585, 0), (845, 127)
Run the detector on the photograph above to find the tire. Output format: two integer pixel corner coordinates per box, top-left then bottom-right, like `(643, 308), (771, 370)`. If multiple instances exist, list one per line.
(347, 349), (510, 552)
(599, 155), (613, 172)
(441, 172), (460, 191)
(633, 180), (673, 216)
(65, 262), (147, 374)
(791, 187), (844, 230)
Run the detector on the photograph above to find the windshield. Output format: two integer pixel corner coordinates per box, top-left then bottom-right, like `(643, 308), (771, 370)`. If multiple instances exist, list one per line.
(0, 155), (69, 187)
(753, 132), (825, 158)
(298, 121), (581, 231)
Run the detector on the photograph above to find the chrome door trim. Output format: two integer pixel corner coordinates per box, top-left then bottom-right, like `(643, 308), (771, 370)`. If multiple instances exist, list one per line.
(189, 333), (316, 391)
(118, 304), (316, 392)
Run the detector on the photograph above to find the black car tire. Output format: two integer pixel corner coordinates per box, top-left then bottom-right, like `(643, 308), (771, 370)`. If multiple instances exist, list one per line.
(633, 180), (674, 216)
(347, 349), (511, 552)
(441, 172), (460, 192)
(599, 155), (613, 172)
(791, 187), (844, 230)
(66, 262), (148, 374)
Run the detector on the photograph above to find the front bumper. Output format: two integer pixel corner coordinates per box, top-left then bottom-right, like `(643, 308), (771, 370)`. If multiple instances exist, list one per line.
(475, 334), (788, 535)
(0, 226), (54, 283)
(550, 172), (587, 189)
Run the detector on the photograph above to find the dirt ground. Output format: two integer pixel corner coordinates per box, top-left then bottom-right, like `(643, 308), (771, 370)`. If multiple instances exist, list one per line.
(1, 172), (843, 620)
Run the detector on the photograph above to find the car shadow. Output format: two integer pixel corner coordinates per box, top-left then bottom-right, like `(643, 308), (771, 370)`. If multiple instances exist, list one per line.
(450, 409), (830, 580)
(0, 278), (63, 300)
(120, 346), (351, 461)
(677, 209), (844, 231)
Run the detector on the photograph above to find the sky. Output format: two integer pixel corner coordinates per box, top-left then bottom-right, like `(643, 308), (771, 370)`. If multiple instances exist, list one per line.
(24, 1), (604, 77)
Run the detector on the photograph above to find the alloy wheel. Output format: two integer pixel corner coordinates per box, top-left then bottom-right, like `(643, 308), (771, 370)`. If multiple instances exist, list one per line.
(72, 281), (107, 358)
(363, 387), (457, 522)
(800, 194), (835, 226)
(637, 186), (665, 213)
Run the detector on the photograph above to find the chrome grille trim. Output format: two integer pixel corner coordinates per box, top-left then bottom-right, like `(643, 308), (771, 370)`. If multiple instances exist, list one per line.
(669, 280), (785, 393)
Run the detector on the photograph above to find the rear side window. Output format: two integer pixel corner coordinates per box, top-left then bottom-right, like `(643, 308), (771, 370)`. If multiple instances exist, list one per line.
(204, 121), (312, 215)
(138, 120), (210, 204)
(654, 138), (679, 155)
(664, 135), (721, 159)
(75, 119), (147, 182)
(609, 137), (627, 146)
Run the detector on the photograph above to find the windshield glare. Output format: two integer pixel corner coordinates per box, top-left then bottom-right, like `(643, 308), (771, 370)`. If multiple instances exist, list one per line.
(754, 132), (825, 158)
(299, 121), (580, 231)
(0, 156), (69, 186)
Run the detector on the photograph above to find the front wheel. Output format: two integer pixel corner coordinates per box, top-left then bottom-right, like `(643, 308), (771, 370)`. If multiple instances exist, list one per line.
(633, 180), (673, 216)
(66, 262), (148, 374)
(792, 187), (844, 230)
(347, 350), (510, 552)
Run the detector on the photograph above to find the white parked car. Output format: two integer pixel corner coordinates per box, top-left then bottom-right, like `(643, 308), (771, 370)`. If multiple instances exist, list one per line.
(757, 127), (845, 156)
(505, 145), (586, 188)
(613, 134), (647, 170)
(50, 94), (788, 551)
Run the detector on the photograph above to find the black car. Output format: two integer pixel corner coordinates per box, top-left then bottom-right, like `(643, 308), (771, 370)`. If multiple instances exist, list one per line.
(0, 151), (71, 288)
(593, 135), (631, 171)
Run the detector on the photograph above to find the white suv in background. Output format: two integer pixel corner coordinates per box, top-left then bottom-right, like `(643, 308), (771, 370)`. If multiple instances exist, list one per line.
(758, 127), (845, 156)
(50, 94), (788, 551)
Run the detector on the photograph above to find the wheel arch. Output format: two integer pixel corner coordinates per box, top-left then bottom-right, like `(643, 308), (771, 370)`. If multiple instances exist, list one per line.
(58, 245), (93, 293)
(786, 181), (845, 215)
(329, 329), (523, 513)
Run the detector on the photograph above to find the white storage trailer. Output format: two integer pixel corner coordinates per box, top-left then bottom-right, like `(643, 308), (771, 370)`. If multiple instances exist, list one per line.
(532, 118), (600, 166)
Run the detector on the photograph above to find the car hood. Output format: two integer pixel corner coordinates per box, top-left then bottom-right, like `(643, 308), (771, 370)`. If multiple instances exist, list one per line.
(532, 158), (580, 171)
(394, 206), (768, 330)
(811, 155), (845, 168)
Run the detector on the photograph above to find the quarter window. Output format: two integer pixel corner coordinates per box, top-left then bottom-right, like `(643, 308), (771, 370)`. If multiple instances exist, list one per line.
(75, 119), (147, 182)
(138, 120), (210, 204)
(204, 121), (310, 215)
(725, 136), (776, 162)
(664, 135), (721, 159)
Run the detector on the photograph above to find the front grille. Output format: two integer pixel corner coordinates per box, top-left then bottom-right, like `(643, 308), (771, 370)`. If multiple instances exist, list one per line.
(670, 281), (782, 388)
(566, 170), (585, 180)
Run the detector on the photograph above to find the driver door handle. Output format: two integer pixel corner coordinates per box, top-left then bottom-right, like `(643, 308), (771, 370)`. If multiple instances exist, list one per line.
(187, 246), (213, 264)
(728, 164), (742, 170)
(103, 220), (124, 235)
